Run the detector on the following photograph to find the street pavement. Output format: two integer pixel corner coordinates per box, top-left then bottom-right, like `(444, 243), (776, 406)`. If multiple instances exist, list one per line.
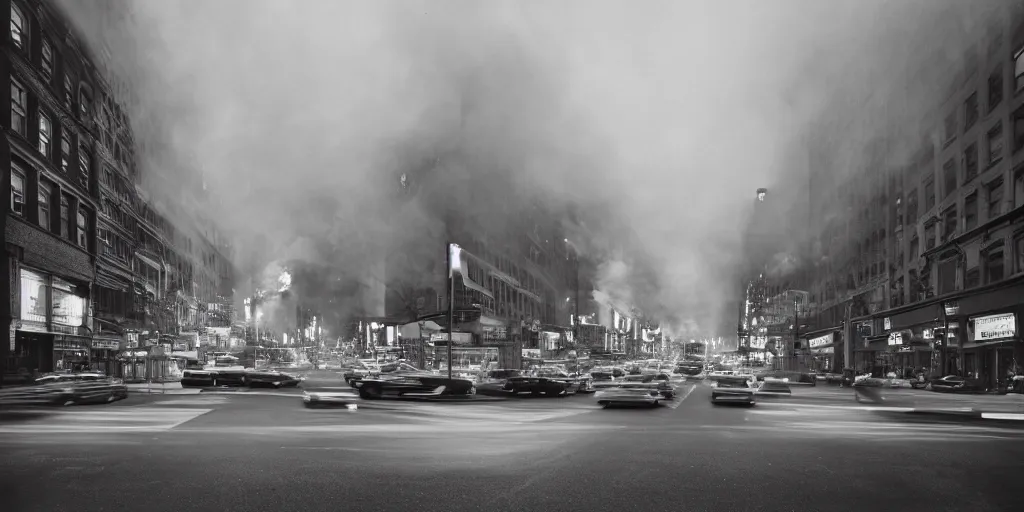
(1, 384), (1021, 512)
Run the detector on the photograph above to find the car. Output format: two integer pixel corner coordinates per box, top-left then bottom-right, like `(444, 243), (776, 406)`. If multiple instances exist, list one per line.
(350, 373), (476, 399)
(180, 369), (302, 388)
(618, 373), (677, 400)
(504, 368), (577, 396)
(0, 373), (128, 407)
(710, 376), (757, 406)
(595, 387), (663, 408)
(302, 390), (359, 408)
(475, 369), (524, 395)
(243, 370), (303, 388)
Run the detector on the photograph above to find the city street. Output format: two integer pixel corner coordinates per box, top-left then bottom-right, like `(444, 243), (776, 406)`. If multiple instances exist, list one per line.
(1, 383), (1021, 512)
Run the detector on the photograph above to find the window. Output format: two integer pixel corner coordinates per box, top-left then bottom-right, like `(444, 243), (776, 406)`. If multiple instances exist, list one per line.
(965, 92), (979, 131)
(60, 195), (69, 239)
(926, 223), (936, 250)
(987, 178), (1004, 219)
(1017, 235), (1024, 274)
(924, 175), (936, 211)
(943, 158), (958, 197)
(943, 207), (957, 240)
(1015, 106), (1024, 153)
(1015, 168), (1024, 210)
(76, 208), (88, 248)
(37, 182), (51, 230)
(63, 75), (74, 111)
(41, 38), (53, 82)
(944, 112), (957, 143)
(38, 113), (51, 157)
(10, 3), (25, 50)
(987, 123), (1004, 166)
(910, 235), (919, 260)
(60, 127), (72, 172)
(11, 165), (25, 215)
(10, 78), (27, 136)
(989, 67), (1003, 112)
(984, 249), (1004, 283)
(906, 189), (918, 224)
(78, 145), (91, 187)
(964, 192), (979, 231)
(965, 267), (980, 289)
(79, 88), (90, 119)
(1015, 45), (1024, 92)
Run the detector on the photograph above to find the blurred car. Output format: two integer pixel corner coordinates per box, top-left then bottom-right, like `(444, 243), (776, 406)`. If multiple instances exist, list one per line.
(710, 376), (757, 406)
(0, 373), (128, 407)
(302, 390), (358, 408)
(180, 369), (301, 388)
(929, 375), (986, 393)
(342, 361), (378, 383)
(618, 373), (676, 400)
(350, 373), (476, 399)
(595, 387), (663, 408)
(475, 369), (524, 395)
(244, 370), (303, 388)
(504, 368), (577, 396)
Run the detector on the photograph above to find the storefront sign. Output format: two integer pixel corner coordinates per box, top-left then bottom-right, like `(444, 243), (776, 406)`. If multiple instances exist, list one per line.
(429, 332), (473, 345)
(91, 339), (120, 350)
(53, 338), (87, 350)
(808, 333), (833, 348)
(522, 349), (541, 359)
(887, 332), (904, 346)
(811, 346), (834, 354)
(972, 313), (1016, 341)
(922, 328), (934, 340)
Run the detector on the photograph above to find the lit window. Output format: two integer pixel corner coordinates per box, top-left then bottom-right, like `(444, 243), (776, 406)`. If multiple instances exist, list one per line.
(78, 145), (91, 187)
(10, 78), (27, 136)
(79, 89), (90, 119)
(10, 3), (25, 50)
(41, 38), (53, 82)
(38, 182), (51, 230)
(11, 165), (25, 215)
(38, 113), (52, 156)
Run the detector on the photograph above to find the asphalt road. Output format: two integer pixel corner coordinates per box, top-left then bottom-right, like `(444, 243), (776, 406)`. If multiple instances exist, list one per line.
(1, 384), (1021, 512)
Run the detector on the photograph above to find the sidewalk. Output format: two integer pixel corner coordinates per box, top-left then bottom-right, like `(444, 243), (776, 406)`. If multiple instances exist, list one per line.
(789, 385), (1024, 419)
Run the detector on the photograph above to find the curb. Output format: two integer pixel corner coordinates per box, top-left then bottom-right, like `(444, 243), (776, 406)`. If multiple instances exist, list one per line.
(876, 407), (1024, 422)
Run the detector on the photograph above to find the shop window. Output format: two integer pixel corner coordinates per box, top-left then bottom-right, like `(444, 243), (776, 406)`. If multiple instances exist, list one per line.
(76, 207), (88, 248)
(52, 277), (85, 327)
(964, 92), (979, 131)
(38, 112), (52, 157)
(943, 158), (958, 197)
(984, 248), (1004, 284)
(41, 37), (53, 83)
(965, 267), (980, 289)
(9, 3), (26, 50)
(19, 268), (47, 323)
(10, 78), (27, 136)
(987, 123), (1004, 166)
(988, 67), (1003, 112)
(10, 164), (25, 215)
(964, 192), (979, 231)
(987, 178), (1004, 219)
(37, 181), (51, 231)
(59, 195), (70, 239)
(924, 175), (936, 211)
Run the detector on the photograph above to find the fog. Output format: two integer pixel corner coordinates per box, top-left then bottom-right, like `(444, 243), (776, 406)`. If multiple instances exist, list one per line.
(59, 0), (1018, 338)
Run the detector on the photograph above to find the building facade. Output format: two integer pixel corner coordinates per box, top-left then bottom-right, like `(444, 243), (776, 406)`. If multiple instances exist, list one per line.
(2, 0), (235, 382)
(800, 12), (1024, 387)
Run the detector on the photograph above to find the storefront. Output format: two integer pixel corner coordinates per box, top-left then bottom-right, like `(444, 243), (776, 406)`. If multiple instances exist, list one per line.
(962, 311), (1020, 390)
(806, 332), (839, 373)
(90, 337), (122, 375)
(10, 268), (91, 375)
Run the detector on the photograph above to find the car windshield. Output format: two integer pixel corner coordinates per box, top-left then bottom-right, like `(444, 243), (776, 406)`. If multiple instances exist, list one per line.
(717, 379), (752, 389)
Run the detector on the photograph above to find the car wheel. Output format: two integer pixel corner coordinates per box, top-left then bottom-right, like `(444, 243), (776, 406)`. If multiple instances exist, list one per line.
(359, 384), (382, 400)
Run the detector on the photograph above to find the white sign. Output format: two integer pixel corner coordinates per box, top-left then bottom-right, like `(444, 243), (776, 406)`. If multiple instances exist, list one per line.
(884, 318), (891, 330)
(808, 333), (833, 348)
(749, 336), (767, 350)
(972, 313), (1016, 341)
(888, 332), (904, 346)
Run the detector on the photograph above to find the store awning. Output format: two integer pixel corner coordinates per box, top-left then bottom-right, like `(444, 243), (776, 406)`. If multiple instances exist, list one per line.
(136, 253), (162, 271)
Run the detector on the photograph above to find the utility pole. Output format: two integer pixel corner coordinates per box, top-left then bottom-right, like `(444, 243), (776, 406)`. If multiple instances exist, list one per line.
(842, 301), (853, 380)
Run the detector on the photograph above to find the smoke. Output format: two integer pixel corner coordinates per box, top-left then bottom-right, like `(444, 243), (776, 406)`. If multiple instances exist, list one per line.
(57, 0), (1019, 339)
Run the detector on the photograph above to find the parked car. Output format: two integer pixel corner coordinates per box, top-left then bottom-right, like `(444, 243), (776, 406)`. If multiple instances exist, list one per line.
(504, 368), (577, 396)
(595, 387), (663, 408)
(618, 373), (676, 400)
(929, 375), (986, 393)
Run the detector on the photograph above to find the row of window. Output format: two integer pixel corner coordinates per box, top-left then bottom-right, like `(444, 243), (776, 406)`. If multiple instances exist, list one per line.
(11, 77), (92, 187)
(10, 161), (89, 248)
(943, 41), (1024, 144)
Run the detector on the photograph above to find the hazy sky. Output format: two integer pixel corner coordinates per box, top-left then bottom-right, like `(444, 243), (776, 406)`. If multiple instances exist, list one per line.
(60, 0), (1015, 337)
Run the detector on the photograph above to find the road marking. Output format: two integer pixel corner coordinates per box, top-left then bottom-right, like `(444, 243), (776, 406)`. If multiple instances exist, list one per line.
(0, 407), (213, 434)
(980, 413), (1024, 421)
(664, 385), (695, 409)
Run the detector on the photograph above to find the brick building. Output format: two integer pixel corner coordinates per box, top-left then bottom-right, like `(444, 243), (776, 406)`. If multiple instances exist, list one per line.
(2, 0), (234, 381)
(800, 11), (1024, 387)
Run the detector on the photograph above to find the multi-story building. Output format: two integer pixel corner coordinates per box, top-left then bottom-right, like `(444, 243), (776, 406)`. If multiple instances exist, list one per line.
(2, 0), (235, 380)
(802, 11), (1024, 388)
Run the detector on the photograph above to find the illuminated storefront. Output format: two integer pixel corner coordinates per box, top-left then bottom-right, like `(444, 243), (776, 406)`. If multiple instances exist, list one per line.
(10, 268), (91, 376)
